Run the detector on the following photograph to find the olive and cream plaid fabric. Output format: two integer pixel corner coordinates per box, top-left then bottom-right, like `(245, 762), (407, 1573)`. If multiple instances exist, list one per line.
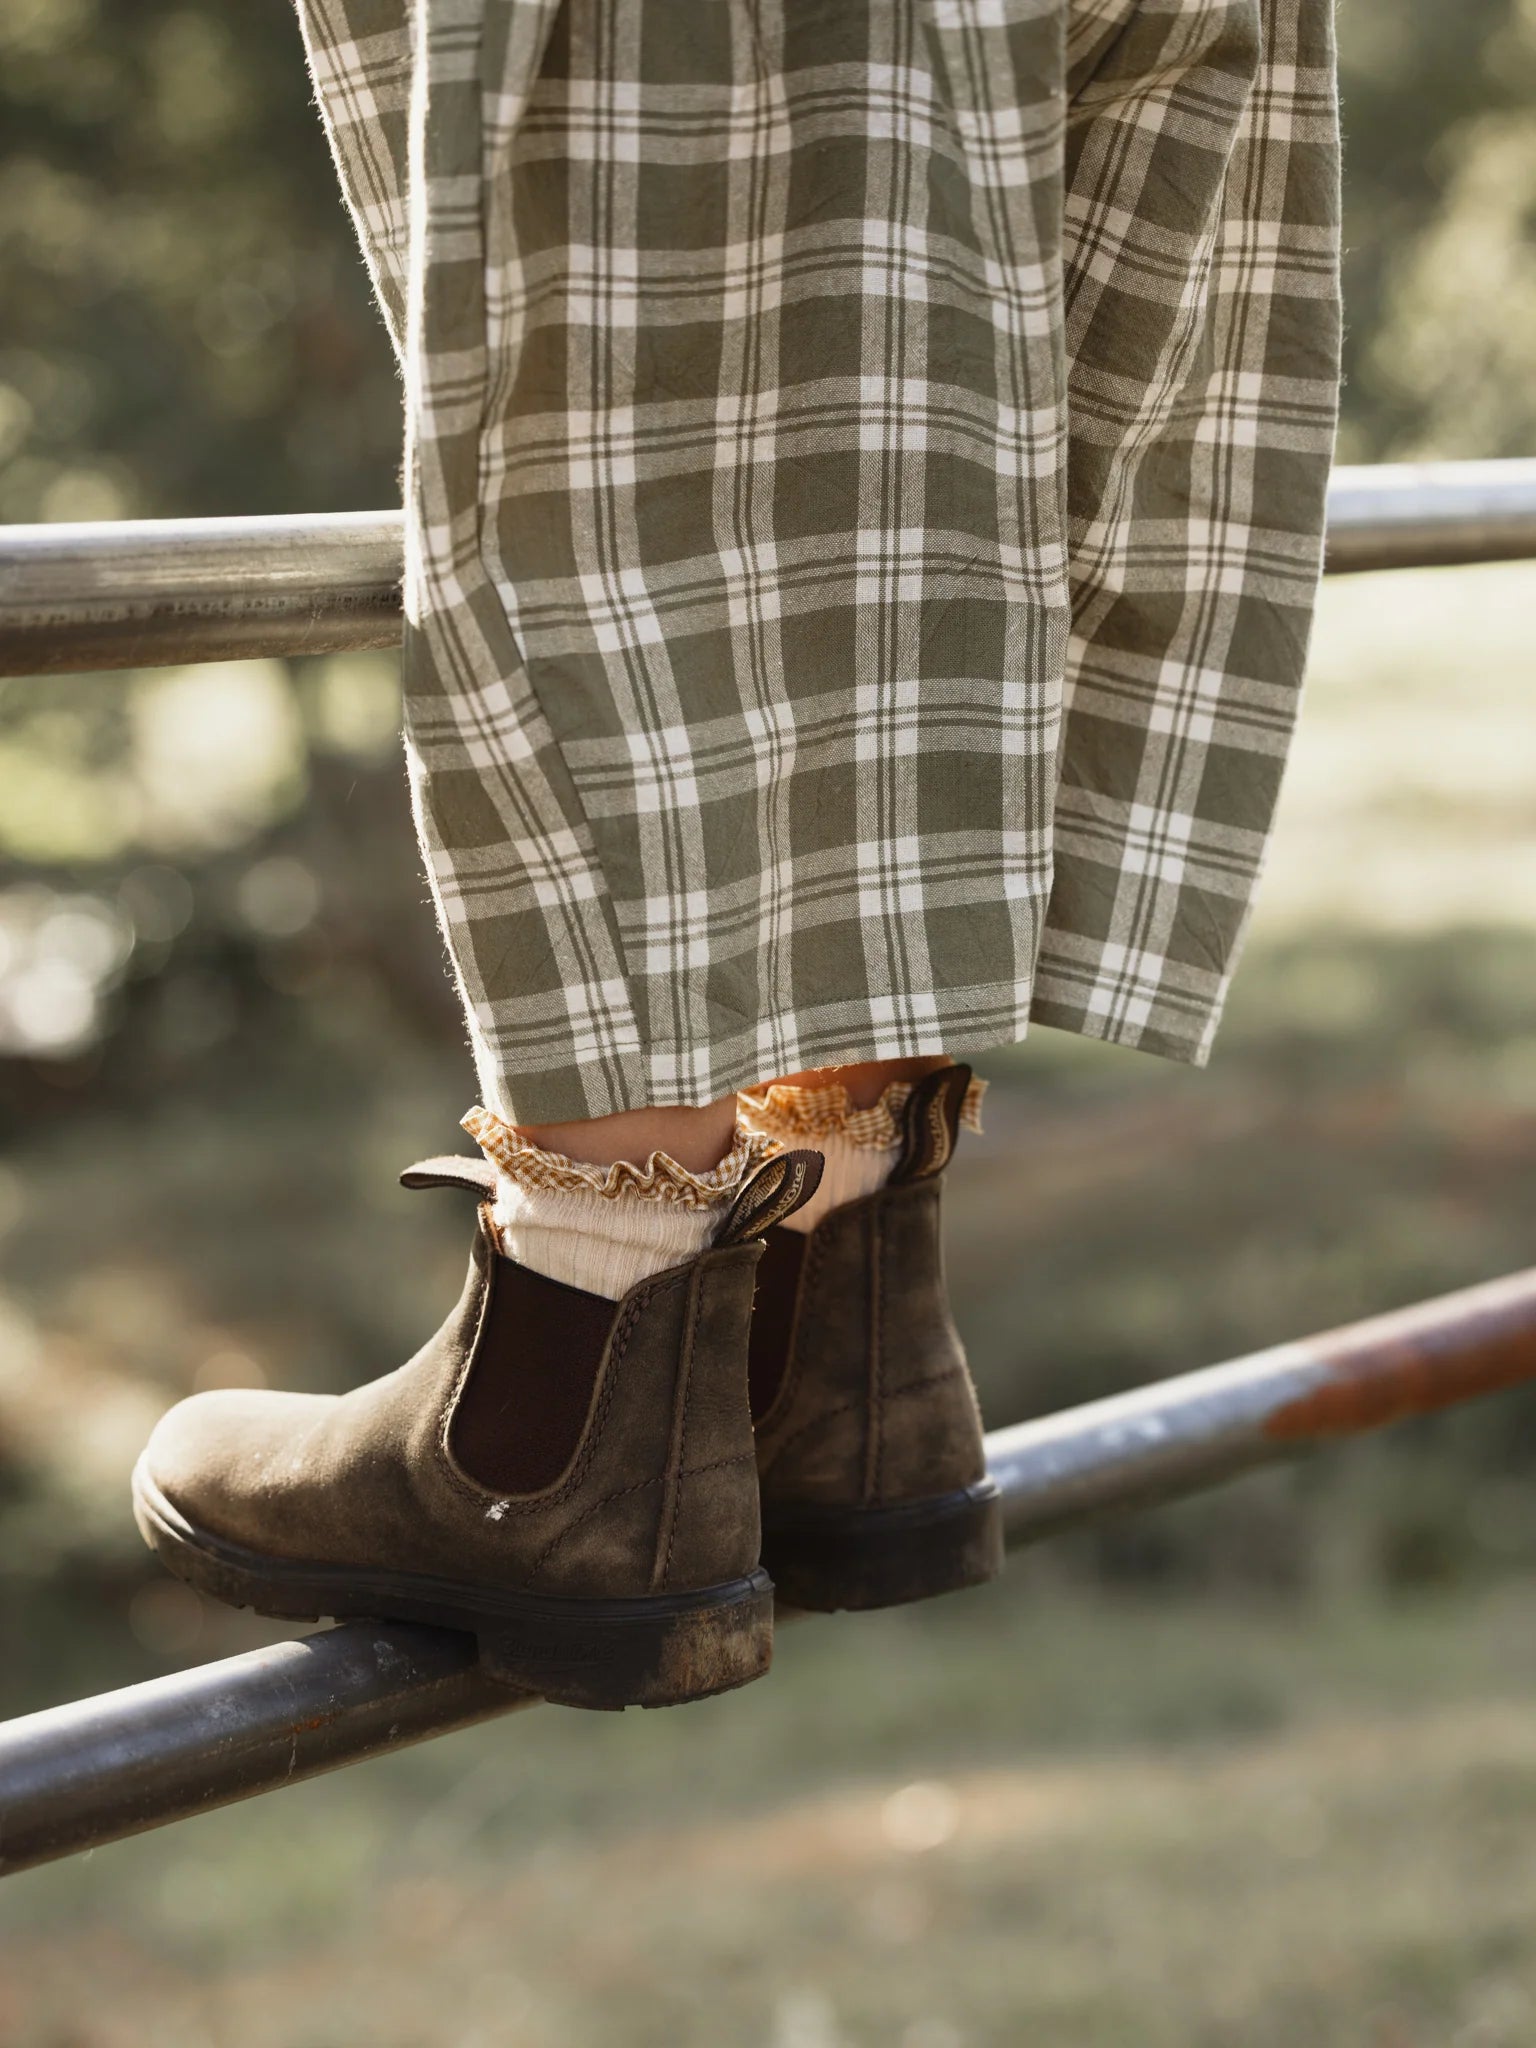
(296, 0), (1340, 1124)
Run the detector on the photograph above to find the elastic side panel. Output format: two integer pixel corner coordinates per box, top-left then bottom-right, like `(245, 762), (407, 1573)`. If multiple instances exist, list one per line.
(449, 1257), (617, 1494)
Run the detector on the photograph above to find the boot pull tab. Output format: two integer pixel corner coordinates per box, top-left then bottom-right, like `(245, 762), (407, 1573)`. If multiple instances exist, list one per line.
(714, 1148), (824, 1248)
(400, 1154), (497, 1197)
(889, 1063), (973, 1185)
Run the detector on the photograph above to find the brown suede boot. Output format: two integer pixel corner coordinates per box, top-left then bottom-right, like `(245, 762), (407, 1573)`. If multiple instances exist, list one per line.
(748, 1066), (1002, 1611)
(133, 1147), (821, 1711)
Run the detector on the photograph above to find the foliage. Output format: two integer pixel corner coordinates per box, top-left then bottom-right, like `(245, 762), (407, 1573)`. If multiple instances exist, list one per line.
(0, 0), (398, 524)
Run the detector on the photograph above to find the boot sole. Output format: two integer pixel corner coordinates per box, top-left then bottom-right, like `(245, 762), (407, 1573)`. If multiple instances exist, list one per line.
(761, 1479), (1003, 1613)
(131, 1461), (773, 1712)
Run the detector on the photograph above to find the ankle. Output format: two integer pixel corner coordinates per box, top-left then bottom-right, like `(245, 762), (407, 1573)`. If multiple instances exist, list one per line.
(513, 1096), (739, 1176)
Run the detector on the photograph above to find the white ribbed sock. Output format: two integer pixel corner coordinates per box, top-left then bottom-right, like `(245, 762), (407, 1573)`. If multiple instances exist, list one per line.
(769, 1131), (893, 1234)
(462, 1107), (764, 1301)
(488, 1181), (721, 1297)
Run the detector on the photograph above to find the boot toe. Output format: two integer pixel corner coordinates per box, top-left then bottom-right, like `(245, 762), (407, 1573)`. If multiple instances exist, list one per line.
(138, 1387), (333, 1559)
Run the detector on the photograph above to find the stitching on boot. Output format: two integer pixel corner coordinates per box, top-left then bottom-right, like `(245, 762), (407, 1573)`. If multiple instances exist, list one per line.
(764, 1394), (862, 1473)
(753, 1220), (836, 1465)
(758, 1367), (969, 1485)
(530, 1450), (756, 1584)
(864, 1204), (884, 1507)
(879, 1368), (974, 1406)
(529, 1473), (663, 1580)
(763, 1377), (976, 1506)
(679, 1449), (755, 1481)
(665, 1445), (757, 1588)
(885, 1360), (976, 1402)
(434, 1218), (500, 1491)
(654, 1263), (703, 1593)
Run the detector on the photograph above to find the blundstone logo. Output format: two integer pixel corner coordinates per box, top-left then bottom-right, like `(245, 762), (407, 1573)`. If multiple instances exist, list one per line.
(752, 1156), (811, 1235)
(719, 1150), (821, 1244)
(923, 1095), (953, 1175)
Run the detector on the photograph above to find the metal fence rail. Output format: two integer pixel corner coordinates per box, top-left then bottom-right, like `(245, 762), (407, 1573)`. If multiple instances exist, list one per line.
(3, 460), (1536, 678)
(3, 458), (1535, 1879)
(3, 1263), (1533, 1879)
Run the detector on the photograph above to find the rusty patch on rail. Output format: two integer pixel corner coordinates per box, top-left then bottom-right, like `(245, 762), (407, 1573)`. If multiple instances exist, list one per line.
(1265, 1270), (1536, 1443)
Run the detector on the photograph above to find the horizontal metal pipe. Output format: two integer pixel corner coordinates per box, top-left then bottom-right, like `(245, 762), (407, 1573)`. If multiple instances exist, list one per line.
(989, 1264), (1536, 1539)
(0, 510), (404, 676)
(0, 1625), (526, 1883)
(2, 1264), (1534, 1877)
(3, 461), (1536, 677)
(1322, 459), (1536, 574)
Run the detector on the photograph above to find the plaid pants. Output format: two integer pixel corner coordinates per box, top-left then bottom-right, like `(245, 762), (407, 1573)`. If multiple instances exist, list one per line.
(297, 0), (1341, 1124)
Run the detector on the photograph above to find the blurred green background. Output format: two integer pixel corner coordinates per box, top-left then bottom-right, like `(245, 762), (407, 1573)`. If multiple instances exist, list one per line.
(3, 0), (1536, 2041)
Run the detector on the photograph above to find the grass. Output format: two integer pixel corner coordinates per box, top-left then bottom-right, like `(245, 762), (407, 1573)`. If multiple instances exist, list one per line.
(9, 1576), (1536, 2045)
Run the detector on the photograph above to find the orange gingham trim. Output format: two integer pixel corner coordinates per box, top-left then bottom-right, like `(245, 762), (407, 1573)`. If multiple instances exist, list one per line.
(462, 1105), (773, 1206)
(737, 1074), (986, 1154)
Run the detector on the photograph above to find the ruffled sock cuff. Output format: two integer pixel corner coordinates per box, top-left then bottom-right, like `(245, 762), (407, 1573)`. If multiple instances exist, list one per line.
(736, 1072), (986, 1153)
(462, 1106), (772, 1205)
(461, 1108), (775, 1299)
